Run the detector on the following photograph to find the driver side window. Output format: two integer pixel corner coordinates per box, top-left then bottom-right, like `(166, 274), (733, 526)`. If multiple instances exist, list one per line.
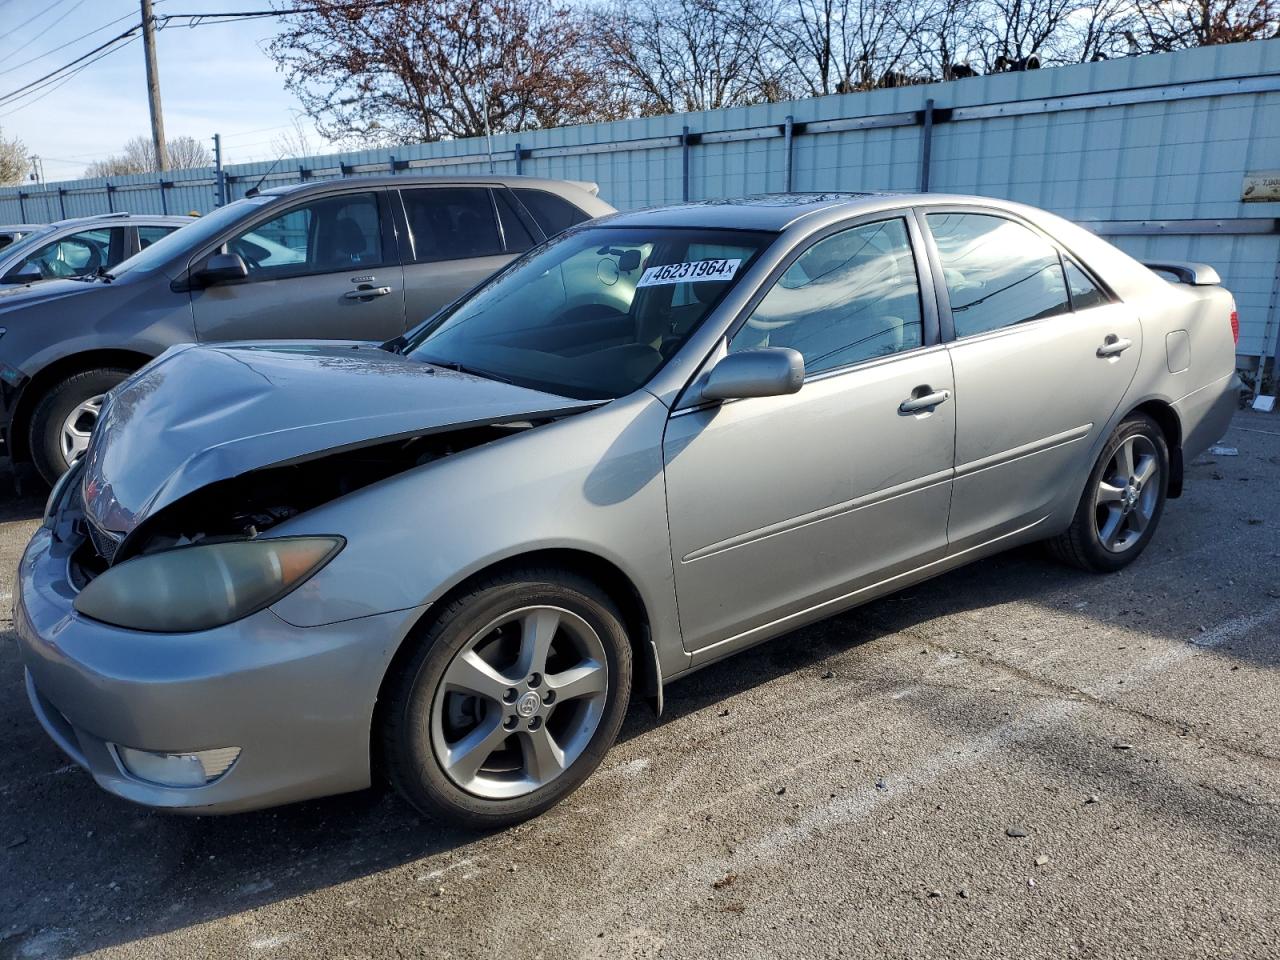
(730, 217), (924, 376)
(226, 192), (385, 281)
(9, 227), (120, 280)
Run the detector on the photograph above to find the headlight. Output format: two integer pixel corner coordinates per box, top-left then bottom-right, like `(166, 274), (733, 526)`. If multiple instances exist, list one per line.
(73, 536), (343, 633)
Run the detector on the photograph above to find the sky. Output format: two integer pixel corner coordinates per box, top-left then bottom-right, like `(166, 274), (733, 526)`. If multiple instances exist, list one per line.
(0, 0), (330, 183)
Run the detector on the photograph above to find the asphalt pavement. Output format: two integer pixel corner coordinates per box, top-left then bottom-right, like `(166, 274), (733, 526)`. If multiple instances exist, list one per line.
(2, 411), (1278, 959)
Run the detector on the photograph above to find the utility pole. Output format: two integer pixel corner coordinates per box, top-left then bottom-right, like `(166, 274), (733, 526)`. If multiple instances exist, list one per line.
(141, 0), (168, 171)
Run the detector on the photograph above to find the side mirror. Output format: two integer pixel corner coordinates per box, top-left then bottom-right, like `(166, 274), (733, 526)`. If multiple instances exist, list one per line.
(702, 347), (805, 402)
(193, 252), (248, 287)
(4, 263), (44, 285)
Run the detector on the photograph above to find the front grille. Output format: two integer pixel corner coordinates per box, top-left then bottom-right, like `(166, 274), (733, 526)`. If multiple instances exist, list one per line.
(87, 521), (121, 565)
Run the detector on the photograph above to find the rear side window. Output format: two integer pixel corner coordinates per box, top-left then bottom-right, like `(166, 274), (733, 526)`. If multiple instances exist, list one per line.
(927, 213), (1069, 337)
(513, 188), (590, 237)
(1064, 259), (1107, 311)
(401, 187), (503, 263)
(137, 225), (178, 250)
(5, 226), (124, 280)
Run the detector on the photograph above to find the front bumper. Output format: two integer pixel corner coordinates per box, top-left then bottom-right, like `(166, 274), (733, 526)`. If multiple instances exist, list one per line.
(14, 525), (427, 814)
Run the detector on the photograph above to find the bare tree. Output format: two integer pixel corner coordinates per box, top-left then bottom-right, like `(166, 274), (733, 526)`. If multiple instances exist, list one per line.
(271, 115), (318, 158)
(85, 135), (211, 177)
(269, 0), (621, 145)
(1051, 0), (1139, 62)
(0, 127), (28, 186)
(770, 0), (930, 95)
(1134, 0), (1279, 50)
(594, 0), (789, 114)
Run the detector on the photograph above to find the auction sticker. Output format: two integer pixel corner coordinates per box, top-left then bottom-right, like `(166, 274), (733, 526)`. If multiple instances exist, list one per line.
(636, 258), (741, 287)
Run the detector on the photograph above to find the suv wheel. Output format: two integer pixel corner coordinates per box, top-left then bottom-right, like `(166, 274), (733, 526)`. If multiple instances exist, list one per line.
(28, 367), (131, 485)
(380, 568), (633, 829)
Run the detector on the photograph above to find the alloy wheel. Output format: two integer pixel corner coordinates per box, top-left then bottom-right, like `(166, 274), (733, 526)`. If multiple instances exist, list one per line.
(430, 605), (608, 800)
(60, 394), (103, 465)
(1094, 433), (1159, 554)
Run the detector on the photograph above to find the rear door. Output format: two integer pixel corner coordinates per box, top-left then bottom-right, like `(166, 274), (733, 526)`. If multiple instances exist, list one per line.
(922, 208), (1142, 550)
(190, 189), (406, 342)
(396, 186), (537, 326)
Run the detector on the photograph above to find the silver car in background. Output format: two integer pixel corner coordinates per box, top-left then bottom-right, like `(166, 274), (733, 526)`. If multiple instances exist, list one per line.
(16, 193), (1239, 828)
(0, 212), (193, 284)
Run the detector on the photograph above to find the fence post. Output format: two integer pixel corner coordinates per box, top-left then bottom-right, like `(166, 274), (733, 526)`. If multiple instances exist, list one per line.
(515, 142), (522, 175)
(57, 188), (66, 220)
(212, 133), (226, 206)
(105, 183), (114, 213)
(919, 98), (935, 192)
(159, 180), (168, 215)
(17, 193), (25, 221)
(681, 126), (690, 202)
(783, 116), (795, 192)
(389, 155), (397, 175)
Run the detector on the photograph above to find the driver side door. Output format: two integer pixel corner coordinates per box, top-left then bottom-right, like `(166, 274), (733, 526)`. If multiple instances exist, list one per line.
(190, 189), (406, 342)
(663, 214), (956, 658)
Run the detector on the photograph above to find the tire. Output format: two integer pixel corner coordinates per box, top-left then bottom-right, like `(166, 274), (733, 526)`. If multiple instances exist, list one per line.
(1048, 413), (1169, 573)
(380, 567), (633, 829)
(28, 367), (131, 486)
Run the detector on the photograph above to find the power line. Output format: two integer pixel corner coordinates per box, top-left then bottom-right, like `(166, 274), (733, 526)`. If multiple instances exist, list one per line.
(0, 5), (146, 80)
(0, 26), (141, 109)
(0, 33), (142, 117)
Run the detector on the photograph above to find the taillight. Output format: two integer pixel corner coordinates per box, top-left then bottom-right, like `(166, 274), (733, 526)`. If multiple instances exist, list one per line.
(1229, 309), (1239, 344)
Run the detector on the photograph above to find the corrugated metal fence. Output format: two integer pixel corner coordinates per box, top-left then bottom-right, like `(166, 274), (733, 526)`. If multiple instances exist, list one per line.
(3, 39), (1278, 366)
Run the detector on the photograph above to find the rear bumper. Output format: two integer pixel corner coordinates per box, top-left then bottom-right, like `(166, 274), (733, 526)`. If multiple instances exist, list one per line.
(1175, 371), (1241, 463)
(15, 525), (427, 814)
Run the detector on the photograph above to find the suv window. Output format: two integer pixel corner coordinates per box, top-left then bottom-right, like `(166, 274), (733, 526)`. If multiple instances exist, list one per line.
(495, 190), (537, 253)
(927, 213), (1069, 337)
(401, 187), (503, 263)
(137, 225), (179, 250)
(6, 226), (124, 280)
(513, 188), (590, 237)
(730, 218), (924, 375)
(227, 192), (385, 280)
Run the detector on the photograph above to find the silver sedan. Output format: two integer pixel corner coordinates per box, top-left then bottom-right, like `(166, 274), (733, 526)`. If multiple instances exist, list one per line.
(15, 193), (1240, 827)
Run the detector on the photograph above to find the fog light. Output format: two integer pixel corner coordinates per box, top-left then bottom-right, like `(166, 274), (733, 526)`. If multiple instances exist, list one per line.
(113, 745), (241, 788)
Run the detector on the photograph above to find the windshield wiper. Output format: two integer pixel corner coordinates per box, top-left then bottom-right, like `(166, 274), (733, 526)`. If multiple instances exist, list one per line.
(429, 359), (513, 385)
(95, 267), (115, 282)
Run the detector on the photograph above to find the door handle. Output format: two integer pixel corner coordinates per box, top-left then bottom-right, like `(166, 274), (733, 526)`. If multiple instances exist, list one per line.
(899, 389), (951, 414)
(1096, 335), (1132, 358)
(344, 285), (393, 300)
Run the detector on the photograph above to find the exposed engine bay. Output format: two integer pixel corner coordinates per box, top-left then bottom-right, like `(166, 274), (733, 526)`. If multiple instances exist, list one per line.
(78, 417), (565, 575)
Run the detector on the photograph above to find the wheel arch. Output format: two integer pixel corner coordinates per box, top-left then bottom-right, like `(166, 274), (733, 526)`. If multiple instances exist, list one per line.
(8, 348), (153, 463)
(1129, 399), (1183, 498)
(371, 547), (662, 764)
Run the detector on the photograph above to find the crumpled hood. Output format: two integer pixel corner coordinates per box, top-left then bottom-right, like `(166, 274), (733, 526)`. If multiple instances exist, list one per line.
(81, 341), (593, 536)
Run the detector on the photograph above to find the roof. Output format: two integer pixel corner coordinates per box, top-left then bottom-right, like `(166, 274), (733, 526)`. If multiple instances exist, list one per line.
(0, 224), (41, 232)
(49, 213), (195, 227)
(602, 193), (899, 232)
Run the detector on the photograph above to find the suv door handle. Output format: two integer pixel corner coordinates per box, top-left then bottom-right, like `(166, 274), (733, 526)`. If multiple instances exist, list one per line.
(344, 285), (393, 300)
(1096, 335), (1132, 357)
(899, 389), (951, 414)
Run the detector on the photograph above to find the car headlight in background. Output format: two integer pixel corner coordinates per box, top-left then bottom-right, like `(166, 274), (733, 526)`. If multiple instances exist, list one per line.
(73, 536), (343, 632)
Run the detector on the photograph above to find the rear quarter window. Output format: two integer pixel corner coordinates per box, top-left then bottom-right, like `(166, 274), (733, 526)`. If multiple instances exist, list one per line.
(513, 189), (591, 237)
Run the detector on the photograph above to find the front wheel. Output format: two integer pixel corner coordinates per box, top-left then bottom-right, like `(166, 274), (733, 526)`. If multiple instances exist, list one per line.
(1048, 413), (1169, 573)
(28, 367), (131, 486)
(379, 568), (633, 829)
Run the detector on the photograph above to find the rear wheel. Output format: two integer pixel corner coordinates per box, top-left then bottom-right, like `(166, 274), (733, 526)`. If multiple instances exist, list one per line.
(1049, 413), (1169, 573)
(379, 568), (632, 829)
(28, 367), (131, 485)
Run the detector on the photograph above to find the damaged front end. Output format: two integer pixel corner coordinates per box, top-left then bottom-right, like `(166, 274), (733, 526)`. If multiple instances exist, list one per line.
(66, 341), (599, 596)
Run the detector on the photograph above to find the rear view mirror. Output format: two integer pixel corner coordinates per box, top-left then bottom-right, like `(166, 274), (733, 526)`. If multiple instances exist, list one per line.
(194, 252), (248, 286)
(618, 249), (642, 273)
(702, 348), (804, 402)
(4, 263), (43, 285)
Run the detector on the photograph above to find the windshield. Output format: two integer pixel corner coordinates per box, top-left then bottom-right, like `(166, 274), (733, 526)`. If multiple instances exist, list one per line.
(0, 226), (56, 262)
(110, 196), (275, 277)
(402, 226), (774, 400)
